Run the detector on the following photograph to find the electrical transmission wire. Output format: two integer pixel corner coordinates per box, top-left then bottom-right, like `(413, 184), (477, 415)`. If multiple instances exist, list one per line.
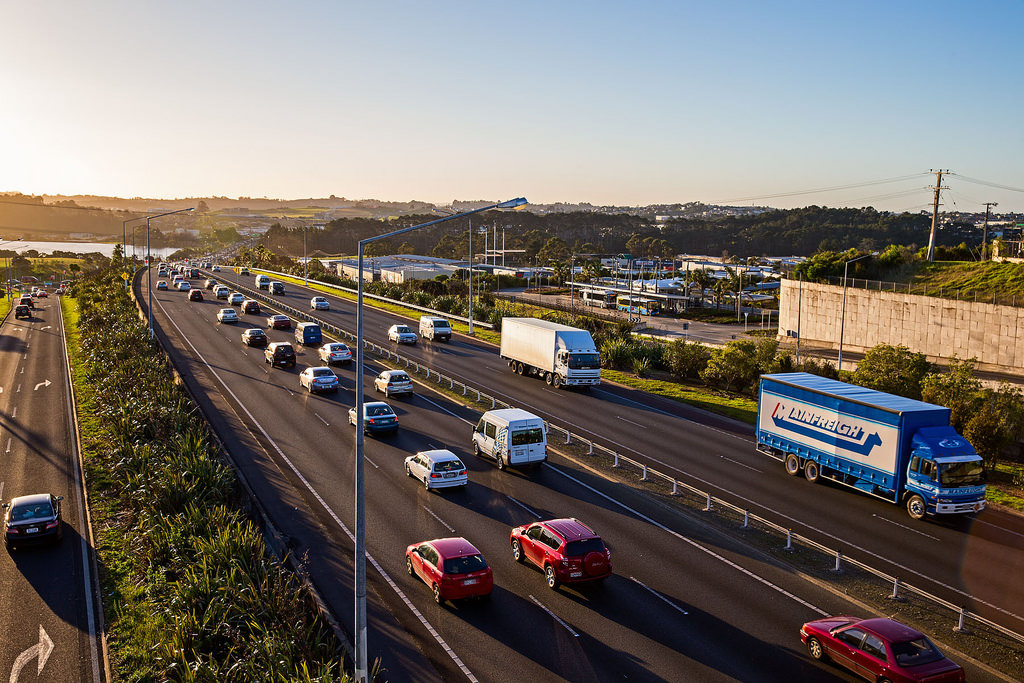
(707, 173), (929, 204)
(950, 174), (1024, 193)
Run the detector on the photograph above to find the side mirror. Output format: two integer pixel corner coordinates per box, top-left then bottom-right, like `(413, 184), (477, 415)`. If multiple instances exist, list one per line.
(56, 496), (64, 502)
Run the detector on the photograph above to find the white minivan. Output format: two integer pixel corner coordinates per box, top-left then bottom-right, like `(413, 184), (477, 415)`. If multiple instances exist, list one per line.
(472, 408), (547, 471)
(419, 315), (452, 342)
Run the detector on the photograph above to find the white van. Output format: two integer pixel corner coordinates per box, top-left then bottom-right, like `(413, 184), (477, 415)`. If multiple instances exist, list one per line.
(419, 315), (452, 342)
(472, 408), (547, 470)
(255, 274), (271, 290)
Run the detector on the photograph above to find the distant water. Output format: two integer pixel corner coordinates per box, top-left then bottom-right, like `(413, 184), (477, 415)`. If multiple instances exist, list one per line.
(0, 239), (181, 260)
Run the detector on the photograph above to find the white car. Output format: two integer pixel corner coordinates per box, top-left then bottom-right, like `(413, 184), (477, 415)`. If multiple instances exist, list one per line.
(310, 296), (330, 311)
(388, 324), (417, 345)
(299, 367), (340, 394)
(228, 292), (245, 305)
(374, 370), (414, 397)
(404, 449), (468, 491)
(217, 308), (239, 323)
(212, 265), (221, 272)
(319, 342), (352, 365)
(176, 281), (191, 291)
(215, 286), (229, 299)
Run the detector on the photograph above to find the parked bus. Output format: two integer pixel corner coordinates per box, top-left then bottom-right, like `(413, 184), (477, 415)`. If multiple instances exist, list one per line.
(579, 288), (616, 309)
(616, 295), (661, 316)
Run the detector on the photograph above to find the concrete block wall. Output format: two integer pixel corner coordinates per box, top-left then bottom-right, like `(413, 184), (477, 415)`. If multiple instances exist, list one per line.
(778, 280), (1024, 374)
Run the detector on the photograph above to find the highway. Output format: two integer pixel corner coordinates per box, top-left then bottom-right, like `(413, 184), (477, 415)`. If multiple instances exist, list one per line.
(220, 269), (1024, 637)
(140, 268), (1004, 682)
(0, 293), (103, 683)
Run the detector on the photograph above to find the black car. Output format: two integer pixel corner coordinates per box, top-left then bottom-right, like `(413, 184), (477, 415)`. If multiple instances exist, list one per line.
(241, 328), (268, 347)
(14, 304), (30, 319)
(270, 281), (285, 295)
(3, 494), (63, 549)
(242, 299), (261, 315)
(264, 342), (296, 368)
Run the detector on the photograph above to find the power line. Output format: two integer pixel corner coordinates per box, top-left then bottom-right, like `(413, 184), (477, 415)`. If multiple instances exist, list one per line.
(950, 174), (1024, 193)
(708, 173), (928, 204)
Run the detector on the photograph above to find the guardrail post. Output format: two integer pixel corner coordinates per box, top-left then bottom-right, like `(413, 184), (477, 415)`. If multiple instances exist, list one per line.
(784, 529), (793, 551)
(671, 479), (678, 495)
(449, 378), (453, 389)
(566, 431), (571, 445)
(476, 389), (480, 401)
(954, 607), (969, 633)
(587, 440), (593, 455)
(613, 452), (620, 468)
(704, 493), (713, 512)
(462, 384), (466, 395)
(741, 510), (749, 528)
(834, 550), (843, 572)
(889, 578), (901, 601)
(640, 464), (647, 481)
(491, 397), (495, 409)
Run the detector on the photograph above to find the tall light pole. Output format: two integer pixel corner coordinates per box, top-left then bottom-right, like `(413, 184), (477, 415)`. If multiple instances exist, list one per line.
(353, 197), (524, 682)
(838, 253), (871, 371)
(981, 202), (998, 260)
(147, 208), (194, 338)
(123, 216), (147, 282)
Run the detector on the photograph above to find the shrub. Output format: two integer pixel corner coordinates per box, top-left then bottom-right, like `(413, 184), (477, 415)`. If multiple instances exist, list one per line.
(700, 340), (759, 394)
(666, 340), (712, 380)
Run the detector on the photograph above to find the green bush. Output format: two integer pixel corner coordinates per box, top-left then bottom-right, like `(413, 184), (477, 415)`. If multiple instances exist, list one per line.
(665, 340), (712, 380)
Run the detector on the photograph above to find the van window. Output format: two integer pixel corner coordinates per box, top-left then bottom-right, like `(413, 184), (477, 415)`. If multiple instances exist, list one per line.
(484, 422), (497, 439)
(510, 427), (544, 446)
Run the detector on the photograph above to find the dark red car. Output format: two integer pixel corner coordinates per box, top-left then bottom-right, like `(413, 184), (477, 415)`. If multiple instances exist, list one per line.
(801, 616), (964, 683)
(510, 518), (611, 589)
(241, 299), (261, 315)
(267, 314), (291, 330)
(405, 537), (492, 603)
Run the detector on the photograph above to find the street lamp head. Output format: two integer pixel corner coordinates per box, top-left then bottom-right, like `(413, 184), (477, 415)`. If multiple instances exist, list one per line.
(496, 197), (527, 209)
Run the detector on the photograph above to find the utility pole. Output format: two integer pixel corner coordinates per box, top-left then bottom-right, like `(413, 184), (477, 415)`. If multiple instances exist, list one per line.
(981, 202), (998, 260)
(925, 169), (949, 262)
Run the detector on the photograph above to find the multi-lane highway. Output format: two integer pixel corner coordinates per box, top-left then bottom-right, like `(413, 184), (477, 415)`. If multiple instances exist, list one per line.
(219, 269), (1024, 635)
(0, 294), (103, 683)
(139, 268), (1006, 682)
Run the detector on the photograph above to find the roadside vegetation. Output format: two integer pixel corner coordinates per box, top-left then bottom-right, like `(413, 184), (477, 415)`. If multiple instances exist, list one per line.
(63, 270), (349, 682)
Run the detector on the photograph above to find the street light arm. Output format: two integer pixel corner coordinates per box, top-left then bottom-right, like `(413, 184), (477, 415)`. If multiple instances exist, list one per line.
(360, 198), (526, 246)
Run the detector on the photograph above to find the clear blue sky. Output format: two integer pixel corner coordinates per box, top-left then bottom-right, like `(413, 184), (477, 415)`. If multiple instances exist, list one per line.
(2, 0), (1022, 212)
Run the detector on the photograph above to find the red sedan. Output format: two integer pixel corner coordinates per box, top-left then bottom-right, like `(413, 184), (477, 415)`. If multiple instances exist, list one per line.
(801, 616), (964, 682)
(267, 314), (291, 330)
(405, 537), (492, 603)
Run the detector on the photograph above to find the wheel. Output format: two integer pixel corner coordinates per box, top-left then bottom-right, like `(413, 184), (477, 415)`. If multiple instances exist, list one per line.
(545, 372), (554, 386)
(432, 584), (442, 604)
(511, 539), (523, 563)
(406, 556), (414, 575)
(496, 455), (506, 471)
(552, 374), (562, 389)
(906, 494), (927, 520)
(405, 464), (412, 478)
(804, 460), (820, 483)
(784, 454), (802, 477)
(806, 637), (827, 661)
(516, 362), (525, 375)
(545, 565), (559, 590)
(423, 475), (431, 491)
(474, 443), (482, 458)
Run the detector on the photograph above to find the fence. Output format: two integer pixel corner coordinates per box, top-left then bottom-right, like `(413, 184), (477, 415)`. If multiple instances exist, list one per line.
(816, 274), (1024, 309)
(206, 270), (1024, 672)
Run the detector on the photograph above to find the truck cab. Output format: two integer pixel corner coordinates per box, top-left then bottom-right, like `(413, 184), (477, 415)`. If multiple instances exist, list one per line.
(904, 427), (986, 519)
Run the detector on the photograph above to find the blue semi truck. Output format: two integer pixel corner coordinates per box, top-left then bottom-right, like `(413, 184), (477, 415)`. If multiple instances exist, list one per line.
(756, 373), (986, 520)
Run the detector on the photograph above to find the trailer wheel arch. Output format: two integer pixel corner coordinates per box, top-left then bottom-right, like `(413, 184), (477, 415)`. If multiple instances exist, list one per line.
(784, 454), (803, 477)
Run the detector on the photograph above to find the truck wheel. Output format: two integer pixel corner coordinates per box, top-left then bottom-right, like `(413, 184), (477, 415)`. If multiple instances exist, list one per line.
(804, 461), (820, 483)
(906, 494), (927, 520)
(784, 454), (802, 477)
(545, 372), (554, 386)
(552, 374), (562, 389)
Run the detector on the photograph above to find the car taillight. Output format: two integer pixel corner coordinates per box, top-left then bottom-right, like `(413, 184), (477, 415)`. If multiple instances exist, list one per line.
(45, 521), (58, 530)
(431, 473), (441, 479)
(458, 470), (465, 476)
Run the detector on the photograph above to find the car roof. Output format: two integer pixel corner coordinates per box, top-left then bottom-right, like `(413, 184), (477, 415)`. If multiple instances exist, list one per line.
(10, 493), (53, 507)
(855, 618), (926, 642)
(269, 341), (293, 348)
(417, 449), (459, 463)
(428, 537), (481, 559)
(363, 401), (392, 410)
(381, 369), (407, 377)
(310, 367), (333, 374)
(219, 308), (235, 313)
(244, 327), (264, 333)
(541, 518), (598, 542)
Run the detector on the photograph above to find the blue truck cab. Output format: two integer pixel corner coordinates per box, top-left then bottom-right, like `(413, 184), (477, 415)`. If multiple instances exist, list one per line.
(757, 373), (986, 520)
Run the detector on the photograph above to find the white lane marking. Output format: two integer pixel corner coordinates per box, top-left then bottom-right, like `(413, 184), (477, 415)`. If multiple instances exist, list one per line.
(872, 514), (940, 541)
(16, 384), (21, 393)
(975, 518), (1024, 540)
(423, 506), (455, 533)
(0, 482), (4, 499)
(629, 576), (688, 615)
(616, 416), (645, 428)
(483, 366), (500, 372)
(158, 300), (479, 683)
(5, 438), (10, 454)
(0, 386), (3, 393)
(529, 595), (580, 637)
(20, 367), (24, 374)
(34, 380), (52, 391)
(315, 413), (329, 426)
(11, 407), (15, 419)
(506, 495), (541, 519)
(9, 624), (54, 681)
(546, 463), (828, 616)
(719, 455), (762, 473)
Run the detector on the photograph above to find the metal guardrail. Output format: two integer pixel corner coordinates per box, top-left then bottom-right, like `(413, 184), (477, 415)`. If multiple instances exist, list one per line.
(208, 270), (1024, 654)
(250, 267), (494, 329)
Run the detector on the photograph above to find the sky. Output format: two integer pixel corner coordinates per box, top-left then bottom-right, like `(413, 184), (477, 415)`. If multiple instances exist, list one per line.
(2, 0), (1022, 212)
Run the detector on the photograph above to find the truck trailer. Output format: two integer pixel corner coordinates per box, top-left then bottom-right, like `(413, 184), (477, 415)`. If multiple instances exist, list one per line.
(756, 373), (986, 519)
(499, 318), (601, 388)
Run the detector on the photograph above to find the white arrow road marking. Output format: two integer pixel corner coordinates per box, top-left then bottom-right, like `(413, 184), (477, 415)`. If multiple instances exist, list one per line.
(33, 380), (51, 391)
(9, 625), (54, 682)
(40, 326), (51, 330)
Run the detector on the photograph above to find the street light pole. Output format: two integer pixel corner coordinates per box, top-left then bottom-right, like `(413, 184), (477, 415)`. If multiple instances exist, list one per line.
(353, 197), (525, 682)
(123, 216), (147, 283)
(838, 253), (871, 371)
(146, 208), (194, 338)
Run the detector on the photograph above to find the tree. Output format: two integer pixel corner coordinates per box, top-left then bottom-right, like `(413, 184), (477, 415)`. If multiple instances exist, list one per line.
(920, 357), (983, 432)
(851, 344), (931, 400)
(665, 340), (711, 380)
(537, 237), (569, 264)
(700, 340), (759, 393)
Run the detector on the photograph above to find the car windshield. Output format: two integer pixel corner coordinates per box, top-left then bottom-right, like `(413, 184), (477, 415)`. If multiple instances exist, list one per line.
(564, 538), (606, 556)
(443, 554), (487, 575)
(367, 405), (393, 417)
(433, 459), (464, 472)
(568, 353), (602, 370)
(395, 326), (412, 334)
(939, 461), (985, 487)
(891, 636), (944, 667)
(248, 330), (264, 336)
(510, 427), (544, 446)
(11, 502), (53, 521)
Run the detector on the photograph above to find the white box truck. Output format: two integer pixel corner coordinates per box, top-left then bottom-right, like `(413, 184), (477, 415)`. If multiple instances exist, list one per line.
(499, 318), (601, 388)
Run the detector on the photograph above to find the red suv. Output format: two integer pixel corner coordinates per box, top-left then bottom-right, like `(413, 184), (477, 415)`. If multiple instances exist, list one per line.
(510, 518), (611, 589)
